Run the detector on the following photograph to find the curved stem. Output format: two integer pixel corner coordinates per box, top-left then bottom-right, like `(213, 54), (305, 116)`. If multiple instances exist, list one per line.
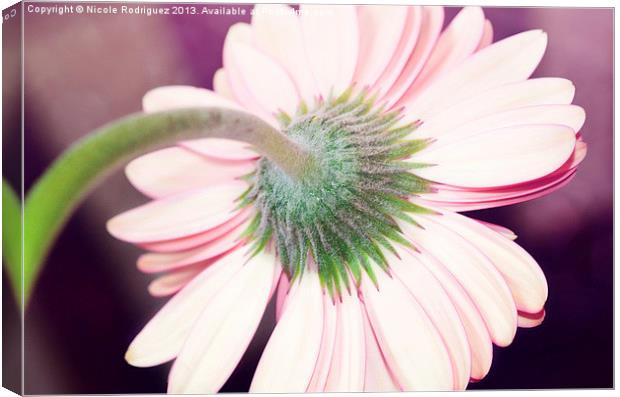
(23, 107), (310, 303)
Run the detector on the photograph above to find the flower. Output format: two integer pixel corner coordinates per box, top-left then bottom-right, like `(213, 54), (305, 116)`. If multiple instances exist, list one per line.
(107, 4), (586, 393)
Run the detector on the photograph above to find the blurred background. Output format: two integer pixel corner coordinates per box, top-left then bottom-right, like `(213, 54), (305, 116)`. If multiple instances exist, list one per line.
(2, 3), (613, 394)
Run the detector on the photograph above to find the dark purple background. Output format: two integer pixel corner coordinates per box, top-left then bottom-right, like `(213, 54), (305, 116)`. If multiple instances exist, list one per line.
(3, 3), (613, 393)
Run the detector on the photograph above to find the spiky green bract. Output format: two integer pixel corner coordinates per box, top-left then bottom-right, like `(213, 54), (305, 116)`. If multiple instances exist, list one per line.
(240, 89), (434, 297)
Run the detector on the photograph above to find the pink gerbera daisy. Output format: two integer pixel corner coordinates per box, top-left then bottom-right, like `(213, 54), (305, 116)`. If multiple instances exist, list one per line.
(107, 4), (586, 393)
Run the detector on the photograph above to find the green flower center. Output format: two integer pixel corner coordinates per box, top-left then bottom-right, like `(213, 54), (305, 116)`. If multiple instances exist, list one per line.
(239, 88), (433, 297)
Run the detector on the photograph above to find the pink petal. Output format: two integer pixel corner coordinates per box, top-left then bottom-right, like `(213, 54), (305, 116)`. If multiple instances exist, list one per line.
(125, 147), (256, 199)
(307, 294), (338, 392)
(107, 182), (247, 243)
(354, 6), (408, 88)
(324, 292), (366, 392)
(476, 20), (494, 50)
(225, 40), (299, 115)
(518, 309), (546, 328)
(300, 5), (359, 97)
(168, 252), (279, 393)
(402, 29), (548, 120)
(250, 270), (324, 392)
(476, 220), (517, 241)
(362, 310), (400, 392)
(137, 222), (247, 273)
(412, 124), (577, 188)
(139, 209), (250, 253)
(275, 273), (290, 321)
(361, 270), (453, 390)
(142, 85), (242, 113)
(401, 217), (517, 347)
(413, 78), (577, 140)
(423, 170), (578, 212)
(180, 138), (259, 161)
(373, 6), (422, 98)
(124, 247), (248, 367)
(413, 247), (493, 381)
(213, 68), (235, 100)
(252, 4), (317, 103)
(390, 247), (471, 390)
(431, 211), (548, 314)
(400, 6), (485, 103)
(147, 262), (210, 297)
(384, 6), (444, 107)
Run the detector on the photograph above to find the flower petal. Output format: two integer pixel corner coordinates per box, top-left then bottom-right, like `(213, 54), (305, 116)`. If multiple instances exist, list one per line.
(275, 273), (290, 321)
(168, 252), (279, 393)
(401, 6), (485, 102)
(518, 309), (546, 328)
(324, 292), (366, 392)
(137, 222), (246, 273)
(403, 29), (548, 120)
(362, 270), (453, 390)
(142, 85), (242, 113)
(139, 209), (250, 253)
(307, 294), (338, 392)
(107, 182), (247, 243)
(476, 19), (494, 50)
(362, 310), (400, 392)
(431, 211), (548, 314)
(412, 124), (577, 188)
(413, 247), (493, 381)
(250, 270), (324, 392)
(413, 78), (577, 140)
(125, 147), (256, 199)
(390, 247), (471, 390)
(373, 6), (422, 97)
(402, 216), (517, 347)
(124, 248), (248, 367)
(180, 138), (259, 161)
(300, 5), (359, 97)
(224, 35), (299, 115)
(252, 4), (317, 103)
(384, 6), (444, 107)
(354, 5), (408, 88)
(147, 263), (209, 297)
(213, 68), (234, 100)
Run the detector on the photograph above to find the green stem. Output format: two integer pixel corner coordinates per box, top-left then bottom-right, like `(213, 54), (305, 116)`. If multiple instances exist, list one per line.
(3, 180), (22, 305)
(21, 107), (311, 304)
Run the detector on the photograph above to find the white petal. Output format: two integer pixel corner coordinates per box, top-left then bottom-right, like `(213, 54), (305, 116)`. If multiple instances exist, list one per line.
(362, 271), (453, 391)
(224, 40), (299, 115)
(401, 217), (517, 346)
(384, 6), (444, 107)
(250, 270), (324, 392)
(324, 292), (366, 392)
(142, 85), (242, 113)
(168, 252), (279, 393)
(402, 6), (485, 101)
(307, 294), (338, 392)
(252, 4), (317, 103)
(124, 248), (248, 367)
(390, 247), (471, 389)
(354, 5), (408, 88)
(432, 211), (548, 313)
(412, 124), (576, 188)
(413, 78), (577, 140)
(362, 310), (400, 392)
(125, 147), (255, 199)
(107, 182), (247, 243)
(413, 247), (493, 381)
(405, 30), (548, 120)
(300, 5), (359, 97)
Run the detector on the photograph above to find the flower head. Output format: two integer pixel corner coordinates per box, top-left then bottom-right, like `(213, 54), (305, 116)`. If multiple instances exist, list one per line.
(108, 5), (586, 393)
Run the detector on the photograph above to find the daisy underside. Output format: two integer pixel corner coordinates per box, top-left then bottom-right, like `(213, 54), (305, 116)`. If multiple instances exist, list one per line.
(240, 87), (435, 297)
